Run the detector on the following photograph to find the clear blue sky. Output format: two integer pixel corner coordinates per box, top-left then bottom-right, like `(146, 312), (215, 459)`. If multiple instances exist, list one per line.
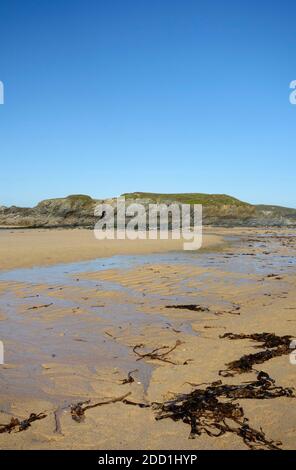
(0, 0), (295, 207)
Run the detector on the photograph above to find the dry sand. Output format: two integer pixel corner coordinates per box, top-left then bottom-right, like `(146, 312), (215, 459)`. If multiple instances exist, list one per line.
(0, 227), (296, 450)
(0, 228), (222, 270)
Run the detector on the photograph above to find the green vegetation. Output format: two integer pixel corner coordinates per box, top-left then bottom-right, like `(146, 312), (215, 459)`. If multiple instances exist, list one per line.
(36, 194), (95, 208)
(256, 204), (296, 216)
(65, 194), (94, 206)
(122, 192), (251, 207)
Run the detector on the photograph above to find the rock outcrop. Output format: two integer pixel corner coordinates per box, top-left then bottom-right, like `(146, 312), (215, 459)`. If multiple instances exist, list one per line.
(0, 195), (98, 227)
(0, 193), (295, 228)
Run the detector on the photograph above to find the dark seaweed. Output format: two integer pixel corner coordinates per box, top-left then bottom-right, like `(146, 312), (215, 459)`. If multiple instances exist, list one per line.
(0, 412), (47, 434)
(165, 304), (210, 312)
(219, 332), (293, 376)
(132, 340), (183, 365)
(153, 371), (294, 449)
(70, 393), (131, 423)
(120, 369), (138, 385)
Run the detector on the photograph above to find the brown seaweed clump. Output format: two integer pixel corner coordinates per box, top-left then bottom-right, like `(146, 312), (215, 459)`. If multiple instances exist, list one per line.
(154, 371), (294, 450)
(219, 332), (293, 376)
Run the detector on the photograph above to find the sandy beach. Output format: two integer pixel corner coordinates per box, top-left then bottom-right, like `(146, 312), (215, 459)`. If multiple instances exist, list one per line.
(0, 228), (223, 270)
(0, 228), (296, 449)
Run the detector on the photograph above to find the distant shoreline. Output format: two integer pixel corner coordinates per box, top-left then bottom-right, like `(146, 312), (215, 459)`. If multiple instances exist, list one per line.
(1, 193), (296, 228)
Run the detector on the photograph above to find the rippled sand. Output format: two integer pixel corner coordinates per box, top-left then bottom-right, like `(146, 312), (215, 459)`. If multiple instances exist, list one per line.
(0, 228), (295, 449)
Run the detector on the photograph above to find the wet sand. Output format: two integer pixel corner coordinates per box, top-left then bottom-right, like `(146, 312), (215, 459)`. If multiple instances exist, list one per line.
(0, 228), (296, 449)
